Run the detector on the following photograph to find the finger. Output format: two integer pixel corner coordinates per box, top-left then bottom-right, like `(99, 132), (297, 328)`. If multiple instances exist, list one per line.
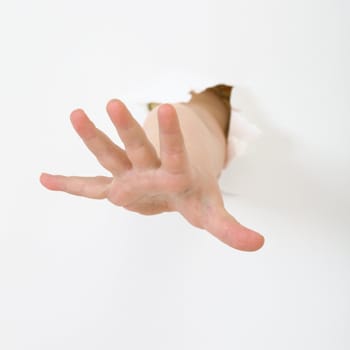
(70, 109), (131, 175)
(205, 206), (265, 252)
(40, 173), (112, 199)
(157, 104), (189, 174)
(106, 99), (160, 169)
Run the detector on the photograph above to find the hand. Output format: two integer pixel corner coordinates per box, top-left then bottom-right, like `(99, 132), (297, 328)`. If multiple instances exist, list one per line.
(40, 100), (264, 251)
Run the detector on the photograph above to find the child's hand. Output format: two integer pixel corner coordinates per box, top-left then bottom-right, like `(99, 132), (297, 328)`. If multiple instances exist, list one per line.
(40, 100), (264, 251)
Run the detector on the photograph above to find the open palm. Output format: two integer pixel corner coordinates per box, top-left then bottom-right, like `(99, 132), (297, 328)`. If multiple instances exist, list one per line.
(40, 100), (264, 251)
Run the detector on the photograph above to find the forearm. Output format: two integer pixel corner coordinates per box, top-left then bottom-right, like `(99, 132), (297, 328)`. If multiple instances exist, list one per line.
(143, 102), (227, 178)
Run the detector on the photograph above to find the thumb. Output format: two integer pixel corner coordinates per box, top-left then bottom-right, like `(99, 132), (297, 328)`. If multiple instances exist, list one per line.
(205, 206), (265, 252)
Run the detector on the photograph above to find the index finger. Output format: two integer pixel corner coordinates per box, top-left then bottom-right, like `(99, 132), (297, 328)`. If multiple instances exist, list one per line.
(157, 104), (189, 174)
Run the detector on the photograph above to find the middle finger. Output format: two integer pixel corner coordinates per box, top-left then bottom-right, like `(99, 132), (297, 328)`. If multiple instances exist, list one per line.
(106, 99), (160, 170)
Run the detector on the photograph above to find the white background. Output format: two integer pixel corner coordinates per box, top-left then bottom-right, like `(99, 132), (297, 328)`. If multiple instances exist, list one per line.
(0, 0), (349, 349)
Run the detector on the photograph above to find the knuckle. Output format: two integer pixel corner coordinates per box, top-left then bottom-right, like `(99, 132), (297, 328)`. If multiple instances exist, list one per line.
(167, 175), (192, 194)
(127, 139), (145, 151)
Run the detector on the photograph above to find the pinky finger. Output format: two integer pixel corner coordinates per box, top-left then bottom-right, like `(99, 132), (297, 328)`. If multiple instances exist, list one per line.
(40, 173), (112, 199)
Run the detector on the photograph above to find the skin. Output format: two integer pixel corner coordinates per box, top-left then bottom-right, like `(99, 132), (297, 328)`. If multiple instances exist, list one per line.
(40, 92), (264, 251)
